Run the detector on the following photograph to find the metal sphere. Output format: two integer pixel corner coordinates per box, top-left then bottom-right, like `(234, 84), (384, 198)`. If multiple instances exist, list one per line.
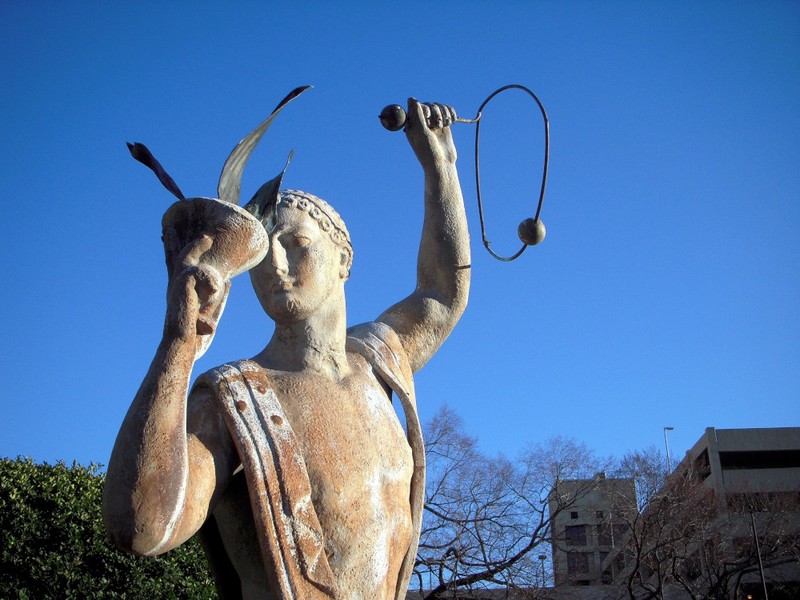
(379, 105), (407, 131)
(517, 218), (546, 246)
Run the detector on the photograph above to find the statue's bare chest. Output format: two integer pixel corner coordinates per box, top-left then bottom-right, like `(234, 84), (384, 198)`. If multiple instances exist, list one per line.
(212, 354), (414, 593)
(264, 355), (412, 492)
(263, 355), (414, 577)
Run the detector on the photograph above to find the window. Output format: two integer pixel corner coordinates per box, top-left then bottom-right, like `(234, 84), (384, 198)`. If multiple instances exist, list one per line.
(567, 551), (590, 574)
(719, 449), (800, 470)
(597, 523), (612, 546)
(595, 510), (604, 519)
(613, 553), (625, 574)
(613, 524), (628, 542)
(565, 525), (587, 546)
(732, 537), (752, 559)
(570, 511), (579, 519)
(727, 491), (800, 512)
(694, 448), (711, 480)
(683, 555), (701, 580)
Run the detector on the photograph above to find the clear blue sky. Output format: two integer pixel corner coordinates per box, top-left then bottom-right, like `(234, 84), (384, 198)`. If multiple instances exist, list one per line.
(1, 1), (798, 469)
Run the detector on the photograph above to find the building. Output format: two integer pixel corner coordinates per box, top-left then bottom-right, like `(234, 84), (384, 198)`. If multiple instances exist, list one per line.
(548, 473), (636, 587)
(604, 427), (800, 599)
(685, 426), (800, 507)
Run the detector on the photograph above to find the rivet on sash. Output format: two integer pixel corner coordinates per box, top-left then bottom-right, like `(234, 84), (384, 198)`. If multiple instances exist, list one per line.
(256, 385), (266, 394)
(236, 400), (248, 412)
(271, 415), (283, 426)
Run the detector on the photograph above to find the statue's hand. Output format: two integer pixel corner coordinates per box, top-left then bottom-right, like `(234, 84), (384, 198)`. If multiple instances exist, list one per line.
(163, 228), (227, 342)
(404, 98), (458, 170)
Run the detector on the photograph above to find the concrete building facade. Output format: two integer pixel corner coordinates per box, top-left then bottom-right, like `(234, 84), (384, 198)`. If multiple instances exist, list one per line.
(684, 426), (800, 505)
(548, 473), (636, 587)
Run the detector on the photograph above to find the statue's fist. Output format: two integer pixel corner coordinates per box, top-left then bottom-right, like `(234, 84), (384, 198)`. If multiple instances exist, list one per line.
(418, 102), (457, 130)
(405, 98), (458, 168)
(163, 231), (227, 338)
(379, 102), (458, 131)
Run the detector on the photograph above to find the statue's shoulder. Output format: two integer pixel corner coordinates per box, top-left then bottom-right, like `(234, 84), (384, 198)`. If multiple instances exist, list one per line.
(346, 321), (413, 391)
(347, 322), (404, 360)
(192, 359), (265, 404)
(347, 321), (401, 349)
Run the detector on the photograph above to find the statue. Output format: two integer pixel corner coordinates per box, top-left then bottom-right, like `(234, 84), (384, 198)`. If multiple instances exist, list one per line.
(102, 91), (471, 599)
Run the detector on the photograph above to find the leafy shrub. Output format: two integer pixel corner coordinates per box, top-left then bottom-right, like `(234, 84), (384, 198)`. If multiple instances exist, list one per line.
(0, 456), (215, 598)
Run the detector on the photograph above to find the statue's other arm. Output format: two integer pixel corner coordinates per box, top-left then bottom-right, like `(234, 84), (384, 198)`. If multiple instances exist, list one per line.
(378, 99), (471, 373)
(102, 235), (237, 556)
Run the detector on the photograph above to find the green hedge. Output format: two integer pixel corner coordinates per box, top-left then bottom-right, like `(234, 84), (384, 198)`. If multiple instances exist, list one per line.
(0, 457), (216, 599)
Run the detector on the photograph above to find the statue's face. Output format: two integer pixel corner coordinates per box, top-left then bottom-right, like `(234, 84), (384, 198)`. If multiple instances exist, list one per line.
(250, 205), (348, 322)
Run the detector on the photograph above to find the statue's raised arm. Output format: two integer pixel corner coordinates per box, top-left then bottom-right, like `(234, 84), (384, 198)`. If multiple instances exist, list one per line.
(377, 98), (471, 373)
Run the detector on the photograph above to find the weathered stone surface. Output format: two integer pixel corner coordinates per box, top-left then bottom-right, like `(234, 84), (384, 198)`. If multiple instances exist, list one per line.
(103, 97), (470, 599)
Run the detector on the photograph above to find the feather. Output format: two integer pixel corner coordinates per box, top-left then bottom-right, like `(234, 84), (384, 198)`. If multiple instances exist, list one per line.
(126, 142), (186, 201)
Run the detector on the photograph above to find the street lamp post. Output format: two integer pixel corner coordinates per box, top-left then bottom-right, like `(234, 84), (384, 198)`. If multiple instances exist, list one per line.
(663, 426), (674, 472)
(750, 509), (770, 600)
(538, 554), (547, 588)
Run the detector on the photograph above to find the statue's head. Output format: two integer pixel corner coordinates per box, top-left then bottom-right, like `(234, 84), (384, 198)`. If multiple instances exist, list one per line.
(249, 190), (353, 323)
(127, 87), (347, 325)
(274, 190), (353, 271)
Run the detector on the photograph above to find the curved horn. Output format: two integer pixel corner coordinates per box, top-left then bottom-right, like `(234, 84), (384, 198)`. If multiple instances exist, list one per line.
(217, 85), (312, 205)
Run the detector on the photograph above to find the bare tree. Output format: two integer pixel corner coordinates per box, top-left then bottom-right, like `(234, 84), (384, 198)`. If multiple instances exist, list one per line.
(414, 405), (608, 598)
(608, 449), (800, 600)
(412, 416), (800, 599)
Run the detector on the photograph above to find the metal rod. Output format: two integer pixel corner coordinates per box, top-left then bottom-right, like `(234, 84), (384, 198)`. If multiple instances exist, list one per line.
(750, 509), (770, 599)
(663, 426), (674, 472)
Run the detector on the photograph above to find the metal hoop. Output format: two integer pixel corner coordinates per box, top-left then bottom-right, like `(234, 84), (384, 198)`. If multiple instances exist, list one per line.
(474, 84), (550, 261)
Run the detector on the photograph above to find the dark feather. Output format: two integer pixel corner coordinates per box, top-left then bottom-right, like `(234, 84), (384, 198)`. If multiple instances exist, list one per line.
(244, 150), (294, 229)
(126, 142), (186, 201)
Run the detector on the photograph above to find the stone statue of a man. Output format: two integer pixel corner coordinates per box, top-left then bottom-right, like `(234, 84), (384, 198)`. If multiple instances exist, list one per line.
(103, 98), (470, 599)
